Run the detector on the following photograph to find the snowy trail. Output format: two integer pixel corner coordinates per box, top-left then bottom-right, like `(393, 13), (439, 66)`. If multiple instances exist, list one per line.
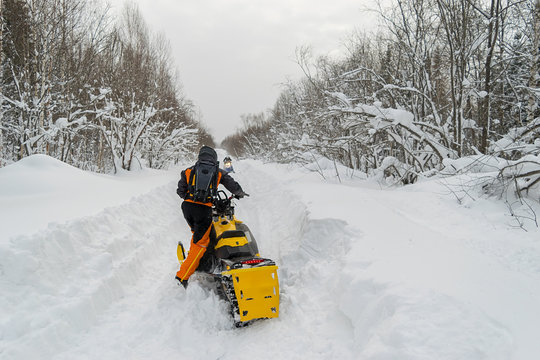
(1, 159), (358, 359)
(57, 160), (359, 360)
(2, 156), (540, 359)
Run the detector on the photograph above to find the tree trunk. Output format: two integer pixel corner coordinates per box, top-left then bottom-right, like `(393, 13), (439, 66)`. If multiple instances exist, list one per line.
(479, 0), (501, 154)
(0, 0), (3, 165)
(529, 0), (540, 123)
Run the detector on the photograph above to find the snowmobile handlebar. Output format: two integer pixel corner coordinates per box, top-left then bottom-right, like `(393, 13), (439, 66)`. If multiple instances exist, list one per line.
(233, 192), (249, 200)
(215, 190), (248, 201)
(213, 190), (237, 218)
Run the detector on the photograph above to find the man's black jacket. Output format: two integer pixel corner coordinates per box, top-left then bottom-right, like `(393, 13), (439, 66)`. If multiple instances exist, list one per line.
(176, 167), (244, 200)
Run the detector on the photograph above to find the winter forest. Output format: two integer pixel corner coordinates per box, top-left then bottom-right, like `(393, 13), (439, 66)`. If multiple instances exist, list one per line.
(222, 0), (540, 205)
(0, 0), (214, 173)
(1, 0), (540, 204)
(2, 2), (540, 358)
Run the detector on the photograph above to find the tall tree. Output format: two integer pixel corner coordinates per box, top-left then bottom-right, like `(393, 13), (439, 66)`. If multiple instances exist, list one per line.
(529, 0), (540, 123)
(0, 0), (3, 165)
(436, 0), (478, 155)
(476, 0), (503, 153)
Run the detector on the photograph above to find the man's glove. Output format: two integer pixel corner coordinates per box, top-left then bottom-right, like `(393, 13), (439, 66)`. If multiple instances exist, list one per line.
(175, 276), (188, 289)
(234, 191), (249, 199)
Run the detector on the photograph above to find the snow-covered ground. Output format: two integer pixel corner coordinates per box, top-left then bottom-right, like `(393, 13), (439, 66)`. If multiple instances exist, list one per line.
(1, 154), (540, 360)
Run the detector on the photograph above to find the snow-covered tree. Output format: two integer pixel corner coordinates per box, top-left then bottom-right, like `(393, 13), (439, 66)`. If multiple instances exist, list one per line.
(224, 0), (538, 192)
(1, 0), (209, 171)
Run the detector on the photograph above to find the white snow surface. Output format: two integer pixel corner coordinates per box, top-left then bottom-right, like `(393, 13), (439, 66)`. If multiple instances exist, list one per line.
(1, 154), (540, 360)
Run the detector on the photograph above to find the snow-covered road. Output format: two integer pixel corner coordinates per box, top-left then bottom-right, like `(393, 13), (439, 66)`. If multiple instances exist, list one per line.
(1, 155), (540, 359)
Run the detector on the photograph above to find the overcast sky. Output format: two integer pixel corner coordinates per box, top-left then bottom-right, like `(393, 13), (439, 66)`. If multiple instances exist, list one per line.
(108, 0), (381, 143)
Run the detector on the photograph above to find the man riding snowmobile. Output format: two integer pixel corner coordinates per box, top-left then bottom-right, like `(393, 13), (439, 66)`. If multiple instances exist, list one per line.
(223, 156), (235, 173)
(175, 146), (247, 288)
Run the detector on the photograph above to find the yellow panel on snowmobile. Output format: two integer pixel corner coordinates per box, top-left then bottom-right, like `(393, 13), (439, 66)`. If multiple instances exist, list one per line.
(215, 236), (248, 249)
(223, 265), (279, 322)
(213, 219), (237, 236)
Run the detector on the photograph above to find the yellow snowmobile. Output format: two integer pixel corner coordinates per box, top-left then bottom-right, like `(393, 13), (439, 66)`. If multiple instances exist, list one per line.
(177, 191), (279, 326)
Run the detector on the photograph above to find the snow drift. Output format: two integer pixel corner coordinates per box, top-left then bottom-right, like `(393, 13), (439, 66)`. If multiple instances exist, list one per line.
(1, 155), (540, 360)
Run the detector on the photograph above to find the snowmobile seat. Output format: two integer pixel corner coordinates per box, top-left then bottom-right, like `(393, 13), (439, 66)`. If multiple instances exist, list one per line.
(215, 230), (254, 259)
(217, 230), (245, 240)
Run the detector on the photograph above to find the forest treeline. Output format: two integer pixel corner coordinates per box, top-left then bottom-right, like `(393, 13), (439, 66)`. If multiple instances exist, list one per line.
(223, 0), (540, 197)
(0, 0), (214, 172)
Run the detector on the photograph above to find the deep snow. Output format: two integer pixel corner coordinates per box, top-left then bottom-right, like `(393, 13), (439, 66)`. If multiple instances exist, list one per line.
(1, 154), (540, 360)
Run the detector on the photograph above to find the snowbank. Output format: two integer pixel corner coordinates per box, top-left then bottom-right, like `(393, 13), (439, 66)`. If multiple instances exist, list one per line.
(1, 155), (540, 360)
(441, 155), (506, 174)
(0, 154), (179, 240)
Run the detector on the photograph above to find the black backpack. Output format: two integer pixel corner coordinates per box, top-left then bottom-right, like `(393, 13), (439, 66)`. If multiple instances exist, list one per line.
(188, 160), (219, 203)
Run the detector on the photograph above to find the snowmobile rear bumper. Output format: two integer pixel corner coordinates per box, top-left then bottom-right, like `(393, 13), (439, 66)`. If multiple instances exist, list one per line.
(222, 265), (279, 322)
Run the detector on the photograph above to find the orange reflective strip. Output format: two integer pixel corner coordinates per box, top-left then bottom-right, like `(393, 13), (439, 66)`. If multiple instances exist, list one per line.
(186, 168), (194, 186)
(217, 171), (222, 185)
(184, 198), (212, 207)
(179, 246), (204, 280)
(176, 243), (205, 280)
